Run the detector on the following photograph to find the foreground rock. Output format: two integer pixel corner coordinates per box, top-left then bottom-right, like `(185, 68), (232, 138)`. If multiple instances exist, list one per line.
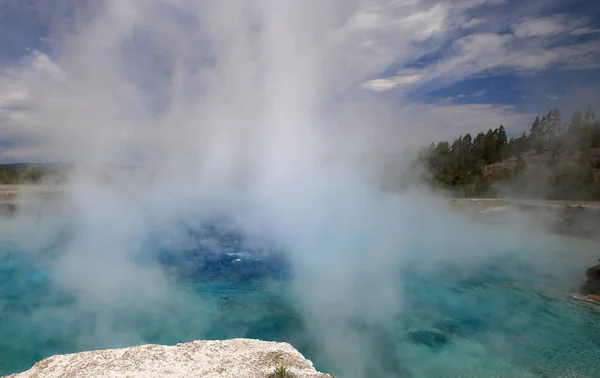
(6, 339), (332, 378)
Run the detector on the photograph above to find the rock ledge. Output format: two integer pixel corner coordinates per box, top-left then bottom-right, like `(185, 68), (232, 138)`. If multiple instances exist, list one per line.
(6, 339), (332, 378)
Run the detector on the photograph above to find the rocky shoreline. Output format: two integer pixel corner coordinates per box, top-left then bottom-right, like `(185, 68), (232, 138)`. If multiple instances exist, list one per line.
(575, 262), (600, 305)
(572, 294), (600, 305)
(451, 198), (600, 240)
(5, 339), (333, 378)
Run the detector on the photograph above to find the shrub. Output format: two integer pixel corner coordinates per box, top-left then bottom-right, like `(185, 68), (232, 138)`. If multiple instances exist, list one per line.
(269, 363), (295, 378)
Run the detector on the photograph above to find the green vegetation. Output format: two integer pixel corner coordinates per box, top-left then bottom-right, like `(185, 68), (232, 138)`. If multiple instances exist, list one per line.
(420, 106), (600, 200)
(268, 363), (296, 378)
(0, 164), (68, 185)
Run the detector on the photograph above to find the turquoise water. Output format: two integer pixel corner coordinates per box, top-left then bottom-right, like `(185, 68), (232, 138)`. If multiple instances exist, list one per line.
(1, 218), (599, 377)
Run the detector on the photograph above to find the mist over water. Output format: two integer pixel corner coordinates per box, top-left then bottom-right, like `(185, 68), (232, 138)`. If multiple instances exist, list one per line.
(2, 206), (600, 377)
(1, 1), (600, 377)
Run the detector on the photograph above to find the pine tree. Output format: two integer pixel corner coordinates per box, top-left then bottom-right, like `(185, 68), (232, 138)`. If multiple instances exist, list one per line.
(546, 110), (561, 150)
(483, 129), (497, 163)
(548, 109), (561, 137)
(531, 116), (546, 153)
(451, 136), (462, 171)
(461, 133), (473, 170)
(531, 116), (541, 135)
(473, 132), (486, 163)
(584, 105), (596, 126)
(496, 125), (507, 159)
(570, 110), (583, 133)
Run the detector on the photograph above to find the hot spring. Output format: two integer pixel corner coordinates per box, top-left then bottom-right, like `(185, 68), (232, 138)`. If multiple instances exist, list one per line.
(2, 1), (600, 377)
(1, 194), (599, 378)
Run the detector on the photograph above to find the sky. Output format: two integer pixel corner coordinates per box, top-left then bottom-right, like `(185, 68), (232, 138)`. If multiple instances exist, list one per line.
(0, 0), (599, 163)
(3, 4), (600, 377)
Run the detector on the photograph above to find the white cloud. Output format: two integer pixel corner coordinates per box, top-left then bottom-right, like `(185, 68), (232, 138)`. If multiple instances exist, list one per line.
(462, 18), (486, 29)
(409, 32), (513, 87)
(362, 68), (423, 91)
(308, 1), (599, 95)
(452, 0), (507, 10)
(362, 74), (422, 91)
(509, 41), (600, 71)
(512, 16), (566, 38)
(327, 0), (460, 87)
(364, 27), (600, 93)
(571, 27), (600, 36)
(400, 3), (448, 41)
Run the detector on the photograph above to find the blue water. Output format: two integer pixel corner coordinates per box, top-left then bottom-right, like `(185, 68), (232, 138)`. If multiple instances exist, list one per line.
(1, 218), (600, 377)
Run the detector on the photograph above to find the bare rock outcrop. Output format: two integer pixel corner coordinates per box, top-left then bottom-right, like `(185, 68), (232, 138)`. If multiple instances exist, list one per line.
(6, 339), (333, 378)
(580, 262), (600, 296)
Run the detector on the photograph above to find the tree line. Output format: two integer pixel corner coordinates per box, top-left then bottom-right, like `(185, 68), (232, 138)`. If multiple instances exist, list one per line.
(421, 106), (600, 199)
(0, 164), (67, 185)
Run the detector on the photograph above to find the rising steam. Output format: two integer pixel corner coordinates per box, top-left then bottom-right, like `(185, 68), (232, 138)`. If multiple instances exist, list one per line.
(2, 1), (598, 377)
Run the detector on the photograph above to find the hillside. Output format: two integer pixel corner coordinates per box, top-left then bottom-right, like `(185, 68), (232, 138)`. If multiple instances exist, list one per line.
(479, 148), (600, 200)
(483, 148), (600, 178)
(0, 164), (69, 185)
(422, 107), (600, 200)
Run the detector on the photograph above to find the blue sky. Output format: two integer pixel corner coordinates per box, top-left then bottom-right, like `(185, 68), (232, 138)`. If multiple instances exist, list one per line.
(0, 0), (600, 162)
(360, 0), (600, 120)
